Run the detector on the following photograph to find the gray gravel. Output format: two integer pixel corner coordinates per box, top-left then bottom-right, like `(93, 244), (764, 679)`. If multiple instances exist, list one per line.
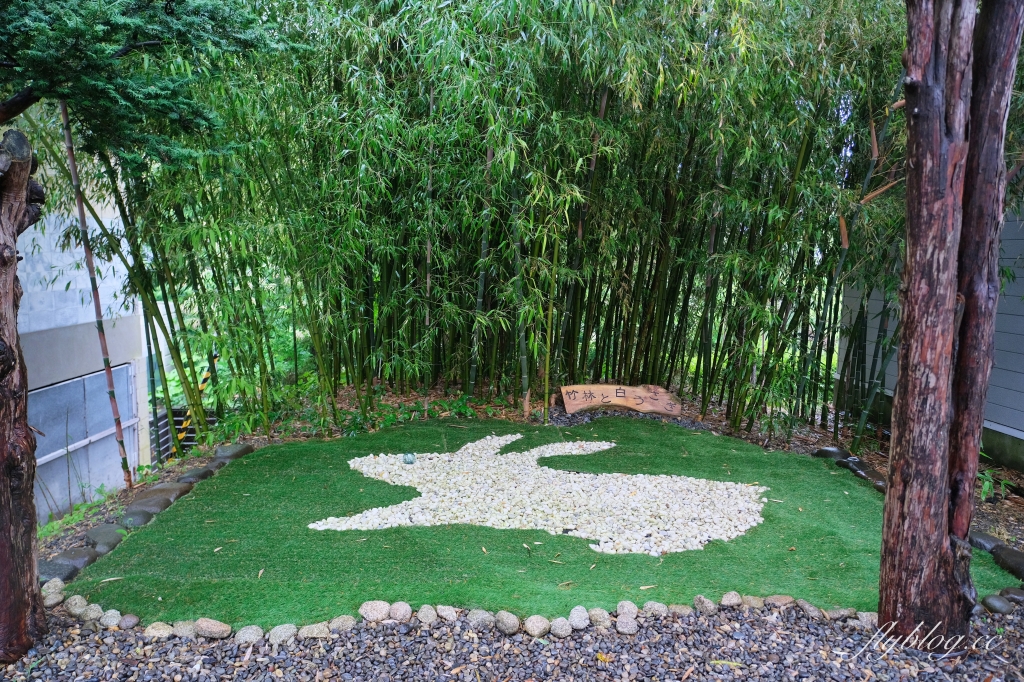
(5, 605), (1022, 681)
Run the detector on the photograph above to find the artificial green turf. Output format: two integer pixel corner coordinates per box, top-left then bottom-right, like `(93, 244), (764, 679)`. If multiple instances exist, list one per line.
(71, 418), (1016, 628)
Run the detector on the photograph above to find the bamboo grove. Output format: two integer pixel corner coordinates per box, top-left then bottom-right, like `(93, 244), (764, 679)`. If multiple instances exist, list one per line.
(24, 0), (1024, 446)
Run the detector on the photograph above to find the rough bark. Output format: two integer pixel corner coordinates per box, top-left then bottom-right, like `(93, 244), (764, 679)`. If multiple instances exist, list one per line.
(0, 129), (47, 662)
(880, 0), (976, 642)
(947, 0), (1024, 587)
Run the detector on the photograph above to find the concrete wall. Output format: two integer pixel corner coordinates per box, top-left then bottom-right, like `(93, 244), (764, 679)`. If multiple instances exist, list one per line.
(18, 212), (151, 524)
(840, 216), (1024, 472)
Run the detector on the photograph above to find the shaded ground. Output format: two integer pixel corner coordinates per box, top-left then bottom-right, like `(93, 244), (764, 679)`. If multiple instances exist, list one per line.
(68, 418), (1015, 629)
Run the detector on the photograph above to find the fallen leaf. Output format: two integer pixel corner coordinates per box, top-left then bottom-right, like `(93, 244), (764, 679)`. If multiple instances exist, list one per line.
(258, 569), (264, 579)
(590, 564), (597, 570)
(534, 542), (543, 545)
(770, 499), (784, 503)
(482, 547), (488, 554)
(214, 547), (222, 552)
(798, 507), (804, 512)
(596, 652), (614, 663)
(549, 560), (564, 564)
(99, 577), (123, 583)
(356, 538), (368, 542)
(680, 665), (695, 681)
(710, 660), (744, 668)
(788, 547), (796, 551)
(640, 585), (657, 590)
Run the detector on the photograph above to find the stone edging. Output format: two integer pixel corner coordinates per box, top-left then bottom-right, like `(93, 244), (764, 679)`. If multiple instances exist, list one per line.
(37, 443), (255, 586)
(41, 589), (895, 647)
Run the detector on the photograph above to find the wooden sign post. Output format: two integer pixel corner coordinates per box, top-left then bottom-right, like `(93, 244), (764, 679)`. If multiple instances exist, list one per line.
(559, 384), (683, 417)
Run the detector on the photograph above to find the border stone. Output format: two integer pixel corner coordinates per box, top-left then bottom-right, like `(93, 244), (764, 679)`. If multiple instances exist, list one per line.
(992, 545), (1024, 580)
(588, 608), (612, 628)
(37, 557), (77, 581)
(495, 611), (520, 635)
(133, 482), (193, 503)
(205, 459), (228, 472)
(569, 606), (590, 629)
(173, 621), (197, 638)
(85, 524), (125, 555)
(119, 614), (140, 629)
(969, 531), (1005, 553)
(50, 547), (99, 570)
(693, 595), (717, 616)
(796, 599), (821, 619)
(144, 622), (173, 639)
(741, 595), (764, 609)
(196, 618), (232, 638)
(982, 594), (1015, 614)
(523, 615), (550, 638)
(389, 601), (412, 623)
(764, 595), (795, 608)
(235, 625), (264, 644)
(81, 604), (103, 621)
(813, 446), (850, 460)
(437, 605), (458, 622)
(121, 509), (155, 528)
(298, 622), (330, 639)
(642, 601), (668, 617)
(467, 609), (495, 631)
(1000, 587), (1024, 604)
(330, 615), (357, 632)
(720, 592), (742, 607)
(359, 600), (390, 622)
(616, 600), (638, 619)
(41, 578), (65, 595)
(268, 624), (298, 646)
(125, 496), (173, 515)
(615, 616), (638, 635)
(43, 591), (65, 608)
(857, 612), (878, 630)
(824, 607), (857, 621)
(64, 595), (88, 617)
(177, 467), (214, 484)
(549, 617), (572, 638)
(668, 604), (693, 618)
(215, 443), (254, 460)
(415, 606), (437, 626)
(99, 610), (122, 628)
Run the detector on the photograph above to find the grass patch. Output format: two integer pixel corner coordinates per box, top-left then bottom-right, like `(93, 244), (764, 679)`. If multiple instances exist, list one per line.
(71, 418), (1015, 628)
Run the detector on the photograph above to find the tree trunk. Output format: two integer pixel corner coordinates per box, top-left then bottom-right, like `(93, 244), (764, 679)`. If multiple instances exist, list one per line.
(0, 129), (47, 662)
(948, 0), (1024, 589)
(879, 0), (977, 642)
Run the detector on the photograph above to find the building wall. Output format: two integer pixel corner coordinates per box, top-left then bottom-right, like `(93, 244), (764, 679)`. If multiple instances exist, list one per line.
(18, 212), (151, 524)
(840, 217), (1024, 472)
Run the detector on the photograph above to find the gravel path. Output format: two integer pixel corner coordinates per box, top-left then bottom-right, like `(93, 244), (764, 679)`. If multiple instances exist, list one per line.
(7, 603), (1021, 681)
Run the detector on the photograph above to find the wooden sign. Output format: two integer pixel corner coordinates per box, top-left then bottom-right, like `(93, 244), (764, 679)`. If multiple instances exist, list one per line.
(560, 384), (683, 417)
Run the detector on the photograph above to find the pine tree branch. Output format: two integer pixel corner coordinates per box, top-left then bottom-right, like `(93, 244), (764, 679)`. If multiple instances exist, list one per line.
(0, 87), (39, 126)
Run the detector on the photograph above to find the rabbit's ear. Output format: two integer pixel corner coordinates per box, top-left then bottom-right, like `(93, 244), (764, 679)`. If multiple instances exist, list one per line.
(522, 441), (617, 460)
(454, 434), (523, 457)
